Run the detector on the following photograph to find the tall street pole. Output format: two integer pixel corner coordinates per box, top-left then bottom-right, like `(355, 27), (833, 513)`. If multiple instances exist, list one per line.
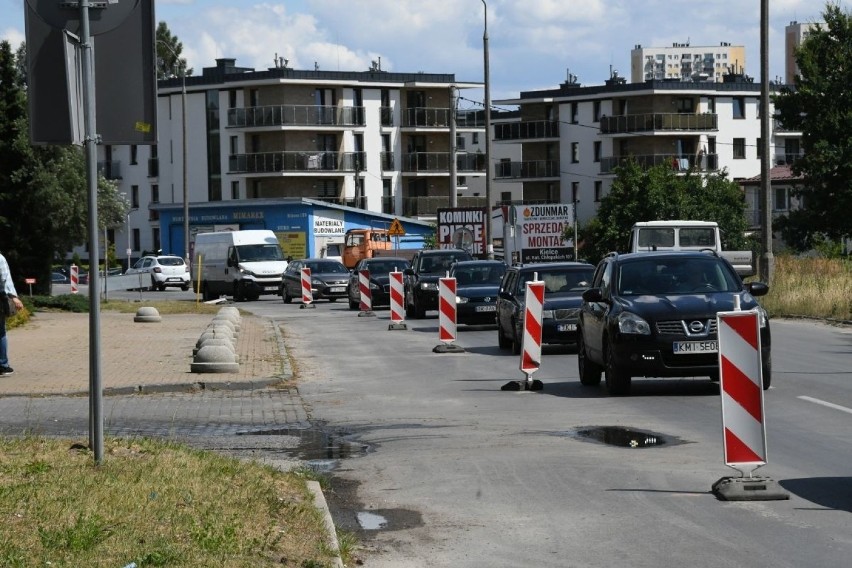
(449, 85), (458, 208)
(759, 0), (774, 282)
(482, 0), (494, 259)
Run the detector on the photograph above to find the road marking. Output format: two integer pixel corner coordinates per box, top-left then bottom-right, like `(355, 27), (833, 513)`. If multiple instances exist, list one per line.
(798, 396), (852, 415)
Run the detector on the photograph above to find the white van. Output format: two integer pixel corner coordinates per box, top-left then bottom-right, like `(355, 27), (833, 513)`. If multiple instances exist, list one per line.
(193, 230), (288, 301)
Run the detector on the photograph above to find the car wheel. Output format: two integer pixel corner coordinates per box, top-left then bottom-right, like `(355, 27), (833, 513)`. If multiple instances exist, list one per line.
(497, 320), (511, 350)
(234, 282), (246, 302)
(761, 353), (772, 390)
(156, 283), (166, 291)
(349, 297), (359, 310)
(413, 297), (425, 319)
(329, 298), (337, 303)
(181, 284), (189, 291)
(511, 319), (521, 355)
(283, 286), (293, 304)
(201, 282), (211, 301)
(405, 298), (415, 318)
(578, 332), (602, 386)
(604, 338), (631, 395)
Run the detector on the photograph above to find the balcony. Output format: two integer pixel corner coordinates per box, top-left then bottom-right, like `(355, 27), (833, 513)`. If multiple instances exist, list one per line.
(599, 113), (717, 134)
(494, 160), (559, 180)
(600, 153), (719, 174)
(227, 105), (365, 128)
(402, 152), (486, 173)
(494, 120), (558, 141)
(402, 107), (451, 128)
(773, 119), (801, 134)
(147, 157), (158, 177)
(400, 196), (486, 217)
(229, 151), (366, 174)
(97, 160), (121, 180)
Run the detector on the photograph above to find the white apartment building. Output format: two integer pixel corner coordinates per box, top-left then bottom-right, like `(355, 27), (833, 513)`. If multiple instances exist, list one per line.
(494, 74), (802, 227)
(630, 42), (746, 83)
(96, 58), (486, 263)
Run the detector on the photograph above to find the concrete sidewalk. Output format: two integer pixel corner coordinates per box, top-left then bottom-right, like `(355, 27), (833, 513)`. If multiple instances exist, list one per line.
(0, 310), (289, 397)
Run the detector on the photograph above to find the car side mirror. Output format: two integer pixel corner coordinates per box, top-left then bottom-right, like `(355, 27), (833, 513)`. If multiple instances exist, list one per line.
(582, 288), (604, 302)
(403, 267), (414, 276)
(746, 281), (769, 297)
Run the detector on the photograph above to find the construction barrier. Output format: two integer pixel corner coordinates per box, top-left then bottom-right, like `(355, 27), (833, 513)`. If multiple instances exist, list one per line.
(388, 271), (406, 330)
(358, 269), (373, 314)
(70, 264), (79, 294)
(717, 309), (767, 472)
(433, 276), (463, 353)
(299, 267), (315, 309)
(520, 280), (545, 386)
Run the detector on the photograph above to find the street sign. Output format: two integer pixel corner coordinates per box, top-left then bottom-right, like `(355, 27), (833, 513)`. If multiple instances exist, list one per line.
(388, 218), (406, 237)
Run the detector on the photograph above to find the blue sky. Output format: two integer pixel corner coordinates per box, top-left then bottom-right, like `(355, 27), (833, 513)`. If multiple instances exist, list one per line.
(2, 0), (832, 104)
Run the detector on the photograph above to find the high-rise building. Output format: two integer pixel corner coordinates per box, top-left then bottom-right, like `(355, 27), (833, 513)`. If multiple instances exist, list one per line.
(785, 21), (821, 83)
(630, 42), (746, 83)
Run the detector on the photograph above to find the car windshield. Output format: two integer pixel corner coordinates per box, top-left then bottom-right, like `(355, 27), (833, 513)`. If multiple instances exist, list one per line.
(306, 260), (348, 274)
(366, 260), (410, 273)
(617, 257), (741, 296)
(237, 244), (284, 262)
(418, 253), (470, 274)
(519, 268), (593, 295)
(157, 257), (184, 266)
(453, 264), (506, 286)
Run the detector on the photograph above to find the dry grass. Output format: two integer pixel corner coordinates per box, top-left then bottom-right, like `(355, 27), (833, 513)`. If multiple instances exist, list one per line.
(0, 437), (338, 567)
(101, 299), (225, 315)
(761, 256), (852, 321)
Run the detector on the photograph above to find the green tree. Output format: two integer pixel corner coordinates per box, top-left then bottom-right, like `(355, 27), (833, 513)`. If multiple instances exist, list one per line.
(773, 3), (852, 250)
(156, 21), (192, 79)
(574, 160), (748, 263)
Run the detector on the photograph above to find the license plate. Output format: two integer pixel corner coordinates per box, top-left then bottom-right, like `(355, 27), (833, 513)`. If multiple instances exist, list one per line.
(264, 286), (277, 292)
(673, 340), (718, 354)
(329, 287), (345, 293)
(557, 323), (577, 332)
(475, 305), (497, 312)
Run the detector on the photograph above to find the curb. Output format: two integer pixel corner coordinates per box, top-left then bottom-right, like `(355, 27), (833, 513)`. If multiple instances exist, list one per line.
(307, 480), (345, 568)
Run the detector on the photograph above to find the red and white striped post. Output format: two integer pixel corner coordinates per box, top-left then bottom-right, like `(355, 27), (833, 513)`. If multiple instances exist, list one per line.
(299, 267), (315, 309)
(712, 306), (787, 500)
(70, 264), (79, 294)
(433, 275), (464, 353)
(388, 270), (407, 330)
(519, 280), (545, 390)
(358, 269), (374, 317)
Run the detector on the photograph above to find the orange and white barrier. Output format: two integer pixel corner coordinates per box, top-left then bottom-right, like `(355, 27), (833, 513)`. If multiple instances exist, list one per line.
(520, 280), (545, 387)
(70, 264), (79, 294)
(299, 267), (314, 309)
(717, 309), (767, 473)
(358, 269), (373, 313)
(388, 271), (406, 330)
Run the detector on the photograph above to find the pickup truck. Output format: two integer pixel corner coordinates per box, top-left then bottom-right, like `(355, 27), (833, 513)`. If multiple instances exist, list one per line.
(628, 220), (754, 277)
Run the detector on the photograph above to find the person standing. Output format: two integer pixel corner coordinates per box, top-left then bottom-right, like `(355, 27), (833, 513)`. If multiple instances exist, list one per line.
(1, 252), (25, 375)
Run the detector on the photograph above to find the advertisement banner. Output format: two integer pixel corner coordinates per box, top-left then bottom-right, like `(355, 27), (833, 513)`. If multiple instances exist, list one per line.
(436, 207), (487, 258)
(512, 204), (574, 264)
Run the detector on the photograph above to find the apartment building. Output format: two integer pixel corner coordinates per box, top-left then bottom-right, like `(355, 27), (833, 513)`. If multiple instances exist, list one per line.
(493, 74), (802, 226)
(630, 42), (746, 83)
(785, 21), (821, 82)
(96, 57), (485, 262)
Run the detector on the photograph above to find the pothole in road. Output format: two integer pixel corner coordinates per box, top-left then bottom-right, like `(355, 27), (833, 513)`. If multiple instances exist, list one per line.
(571, 426), (681, 448)
(236, 427), (370, 471)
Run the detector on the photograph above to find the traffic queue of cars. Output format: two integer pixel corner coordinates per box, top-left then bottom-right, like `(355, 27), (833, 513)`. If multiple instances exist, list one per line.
(273, 248), (773, 396)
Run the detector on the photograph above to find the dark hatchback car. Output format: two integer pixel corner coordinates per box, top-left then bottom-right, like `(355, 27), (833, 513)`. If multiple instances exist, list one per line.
(577, 251), (771, 395)
(404, 249), (474, 318)
(496, 262), (595, 354)
(347, 257), (411, 309)
(449, 260), (507, 325)
(281, 258), (349, 303)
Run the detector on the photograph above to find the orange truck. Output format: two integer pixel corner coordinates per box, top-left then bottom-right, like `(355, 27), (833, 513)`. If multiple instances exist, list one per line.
(341, 228), (392, 268)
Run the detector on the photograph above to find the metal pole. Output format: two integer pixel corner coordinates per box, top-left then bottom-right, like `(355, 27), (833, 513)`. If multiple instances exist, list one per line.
(759, 0), (774, 282)
(80, 0), (104, 464)
(181, 71), (189, 265)
(482, 0), (493, 259)
(449, 85), (458, 208)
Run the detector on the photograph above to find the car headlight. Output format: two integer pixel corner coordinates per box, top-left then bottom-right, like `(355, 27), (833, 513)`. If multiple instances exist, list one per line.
(311, 278), (324, 286)
(456, 296), (469, 303)
(370, 282), (380, 290)
(238, 266), (257, 277)
(421, 282), (438, 291)
(617, 311), (651, 335)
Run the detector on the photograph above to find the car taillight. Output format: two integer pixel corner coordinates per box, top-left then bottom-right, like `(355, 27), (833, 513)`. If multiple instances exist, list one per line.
(185, 266), (189, 273)
(153, 267), (162, 273)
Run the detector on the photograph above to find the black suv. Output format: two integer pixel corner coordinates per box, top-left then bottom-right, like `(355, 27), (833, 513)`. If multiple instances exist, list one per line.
(577, 251), (771, 395)
(496, 262), (595, 354)
(404, 249), (473, 318)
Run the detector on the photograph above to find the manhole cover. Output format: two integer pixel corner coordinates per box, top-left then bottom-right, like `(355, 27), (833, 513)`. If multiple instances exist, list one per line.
(574, 426), (669, 448)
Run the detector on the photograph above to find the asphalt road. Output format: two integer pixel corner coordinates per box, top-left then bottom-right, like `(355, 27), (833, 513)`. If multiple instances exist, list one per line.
(22, 286), (852, 566)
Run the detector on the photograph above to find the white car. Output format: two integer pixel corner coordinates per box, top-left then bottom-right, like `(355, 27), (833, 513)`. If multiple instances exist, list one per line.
(126, 255), (190, 291)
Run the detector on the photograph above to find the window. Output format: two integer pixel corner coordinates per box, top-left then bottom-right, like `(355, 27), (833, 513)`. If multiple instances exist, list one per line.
(456, 135), (465, 150)
(593, 101), (601, 122)
(570, 102), (578, 124)
(231, 180), (239, 199)
(733, 138), (746, 159)
(249, 89), (259, 107)
(131, 185), (139, 208)
(571, 142), (579, 163)
(130, 145), (138, 165)
(594, 181), (602, 202)
(708, 137), (716, 155)
(472, 132), (479, 144)
(132, 228), (140, 251)
(773, 187), (789, 211)
(593, 141), (601, 163)
(229, 89), (237, 108)
(732, 97), (745, 119)
(230, 136), (238, 154)
(707, 97), (716, 113)
(675, 98), (694, 113)
(571, 181), (579, 203)
(756, 138), (763, 159)
(499, 158), (511, 177)
(152, 228), (160, 251)
(151, 184), (159, 203)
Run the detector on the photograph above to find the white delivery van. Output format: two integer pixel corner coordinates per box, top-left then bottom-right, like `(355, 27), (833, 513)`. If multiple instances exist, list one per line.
(193, 230), (288, 301)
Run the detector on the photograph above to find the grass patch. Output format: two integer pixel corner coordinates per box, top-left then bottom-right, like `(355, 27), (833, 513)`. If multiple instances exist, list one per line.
(761, 256), (852, 321)
(0, 436), (339, 567)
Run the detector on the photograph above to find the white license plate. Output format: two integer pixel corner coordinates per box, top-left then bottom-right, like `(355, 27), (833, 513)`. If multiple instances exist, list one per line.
(475, 305), (497, 312)
(264, 286), (278, 292)
(673, 340), (718, 354)
(329, 287), (345, 293)
(557, 323), (577, 332)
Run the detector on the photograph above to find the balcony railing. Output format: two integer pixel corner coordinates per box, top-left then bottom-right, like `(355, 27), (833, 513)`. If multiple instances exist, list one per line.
(494, 120), (559, 141)
(227, 105), (365, 128)
(494, 160), (560, 179)
(147, 157), (159, 177)
(229, 151), (366, 174)
(600, 153), (719, 174)
(599, 113), (718, 134)
(97, 160), (121, 180)
(402, 152), (486, 173)
(773, 119), (801, 133)
(403, 107), (451, 128)
(400, 196), (487, 217)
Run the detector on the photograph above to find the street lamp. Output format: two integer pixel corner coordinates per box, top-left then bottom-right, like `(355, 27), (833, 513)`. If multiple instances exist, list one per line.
(157, 41), (190, 265)
(482, 0), (493, 259)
